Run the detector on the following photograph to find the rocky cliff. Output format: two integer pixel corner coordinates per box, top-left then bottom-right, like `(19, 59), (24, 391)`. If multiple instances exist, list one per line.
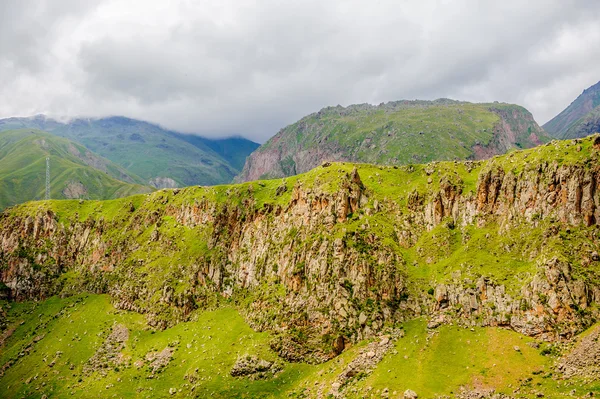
(1, 135), (599, 363)
(237, 100), (549, 182)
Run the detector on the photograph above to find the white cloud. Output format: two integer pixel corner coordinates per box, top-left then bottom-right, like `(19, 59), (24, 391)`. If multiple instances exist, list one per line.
(0, 0), (599, 142)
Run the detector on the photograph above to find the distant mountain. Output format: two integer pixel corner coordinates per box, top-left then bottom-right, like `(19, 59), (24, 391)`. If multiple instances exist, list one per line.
(0, 129), (152, 209)
(236, 99), (549, 182)
(544, 80), (600, 139)
(0, 116), (259, 188)
(171, 134), (260, 172)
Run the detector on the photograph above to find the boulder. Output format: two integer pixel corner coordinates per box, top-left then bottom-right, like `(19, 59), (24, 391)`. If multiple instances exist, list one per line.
(404, 389), (418, 399)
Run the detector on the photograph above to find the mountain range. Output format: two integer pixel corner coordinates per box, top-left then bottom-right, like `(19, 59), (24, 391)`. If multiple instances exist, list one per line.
(0, 115), (259, 188)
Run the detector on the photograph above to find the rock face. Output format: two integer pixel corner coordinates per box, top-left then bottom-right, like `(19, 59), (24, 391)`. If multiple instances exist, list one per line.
(430, 256), (598, 340)
(236, 99), (548, 182)
(1, 135), (599, 362)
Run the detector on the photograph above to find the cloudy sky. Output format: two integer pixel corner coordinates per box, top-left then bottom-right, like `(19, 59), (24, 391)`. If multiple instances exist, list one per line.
(1, 0), (599, 142)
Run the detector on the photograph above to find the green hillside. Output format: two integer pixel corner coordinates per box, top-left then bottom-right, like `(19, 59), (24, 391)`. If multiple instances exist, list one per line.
(237, 99), (549, 182)
(1, 135), (600, 397)
(544, 80), (600, 139)
(0, 129), (153, 209)
(2, 294), (597, 398)
(0, 116), (259, 188)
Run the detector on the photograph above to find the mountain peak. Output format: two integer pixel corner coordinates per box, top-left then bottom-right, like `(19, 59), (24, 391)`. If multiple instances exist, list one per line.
(544, 80), (600, 139)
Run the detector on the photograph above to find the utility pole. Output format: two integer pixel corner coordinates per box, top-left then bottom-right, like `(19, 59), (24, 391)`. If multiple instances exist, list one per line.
(45, 157), (50, 200)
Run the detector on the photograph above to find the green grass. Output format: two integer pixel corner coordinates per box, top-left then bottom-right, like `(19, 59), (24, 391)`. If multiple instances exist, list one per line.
(0, 129), (153, 209)
(348, 319), (600, 398)
(0, 295), (318, 399)
(353, 319), (547, 396)
(0, 116), (259, 187)
(243, 100), (549, 181)
(2, 297), (598, 398)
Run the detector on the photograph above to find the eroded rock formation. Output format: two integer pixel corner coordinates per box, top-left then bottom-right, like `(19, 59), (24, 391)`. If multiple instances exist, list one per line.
(1, 137), (600, 362)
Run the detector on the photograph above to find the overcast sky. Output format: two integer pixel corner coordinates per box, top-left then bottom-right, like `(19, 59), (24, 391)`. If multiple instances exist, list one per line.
(1, 0), (599, 142)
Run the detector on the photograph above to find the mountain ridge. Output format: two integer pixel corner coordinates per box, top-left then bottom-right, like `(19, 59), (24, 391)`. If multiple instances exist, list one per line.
(543, 80), (600, 139)
(0, 128), (153, 209)
(0, 115), (260, 188)
(236, 99), (549, 182)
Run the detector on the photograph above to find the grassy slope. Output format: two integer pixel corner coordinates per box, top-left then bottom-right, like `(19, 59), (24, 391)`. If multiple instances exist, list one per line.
(544, 81), (600, 138)
(562, 106), (600, 139)
(2, 137), (600, 397)
(0, 129), (152, 209)
(244, 100), (548, 180)
(0, 295), (597, 398)
(0, 116), (259, 187)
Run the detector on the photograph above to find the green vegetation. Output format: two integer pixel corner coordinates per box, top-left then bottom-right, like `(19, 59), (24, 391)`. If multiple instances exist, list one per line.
(0, 129), (152, 210)
(544, 80), (600, 139)
(351, 319), (600, 398)
(0, 116), (259, 187)
(240, 99), (549, 181)
(0, 295), (316, 398)
(2, 135), (600, 397)
(1, 296), (598, 398)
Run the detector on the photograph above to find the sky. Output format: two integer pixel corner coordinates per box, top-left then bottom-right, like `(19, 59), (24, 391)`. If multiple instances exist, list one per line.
(1, 0), (600, 143)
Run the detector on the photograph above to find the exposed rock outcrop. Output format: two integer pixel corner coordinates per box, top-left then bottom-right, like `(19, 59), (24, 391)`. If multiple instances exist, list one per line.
(149, 177), (178, 189)
(84, 324), (129, 376)
(62, 181), (88, 199)
(230, 355), (282, 379)
(557, 324), (600, 380)
(1, 137), (600, 362)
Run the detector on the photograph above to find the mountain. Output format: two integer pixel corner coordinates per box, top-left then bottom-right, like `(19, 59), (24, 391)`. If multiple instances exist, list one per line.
(172, 133), (261, 172)
(236, 99), (549, 182)
(0, 129), (152, 209)
(1, 134), (600, 397)
(543, 80), (600, 139)
(0, 116), (260, 188)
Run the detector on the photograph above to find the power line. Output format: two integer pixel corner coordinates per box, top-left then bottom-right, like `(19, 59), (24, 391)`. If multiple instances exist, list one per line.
(45, 157), (50, 200)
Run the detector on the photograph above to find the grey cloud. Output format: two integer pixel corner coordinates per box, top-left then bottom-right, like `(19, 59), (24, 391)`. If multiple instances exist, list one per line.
(0, 0), (599, 142)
